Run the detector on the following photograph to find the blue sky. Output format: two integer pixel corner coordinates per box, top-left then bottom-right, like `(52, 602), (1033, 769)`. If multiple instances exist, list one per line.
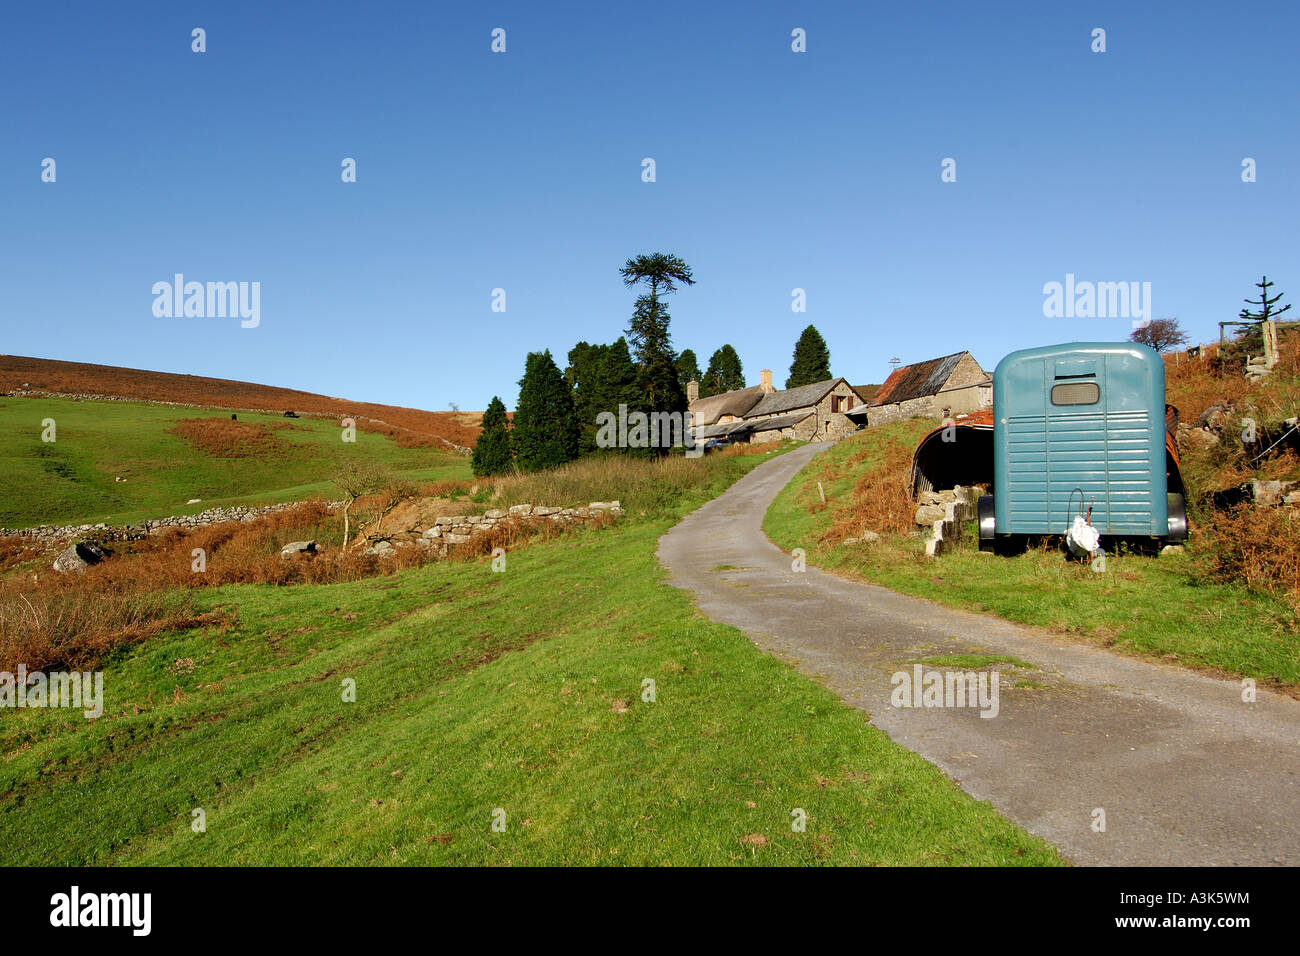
(3, 1), (1297, 410)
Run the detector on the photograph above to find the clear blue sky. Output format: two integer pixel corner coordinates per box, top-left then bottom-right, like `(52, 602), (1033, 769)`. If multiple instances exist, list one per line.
(3, 1), (1296, 410)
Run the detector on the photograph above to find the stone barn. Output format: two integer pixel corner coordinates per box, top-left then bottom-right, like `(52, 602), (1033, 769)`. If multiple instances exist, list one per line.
(688, 370), (864, 445)
(851, 351), (991, 428)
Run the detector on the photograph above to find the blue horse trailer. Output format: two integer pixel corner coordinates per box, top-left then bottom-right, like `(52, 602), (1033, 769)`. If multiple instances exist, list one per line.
(978, 342), (1187, 553)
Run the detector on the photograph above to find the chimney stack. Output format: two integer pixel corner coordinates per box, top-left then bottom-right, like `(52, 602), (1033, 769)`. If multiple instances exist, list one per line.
(686, 379), (699, 404)
(760, 369), (774, 394)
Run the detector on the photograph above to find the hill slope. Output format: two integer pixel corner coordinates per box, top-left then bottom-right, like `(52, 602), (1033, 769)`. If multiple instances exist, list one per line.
(0, 355), (480, 451)
(0, 356), (480, 529)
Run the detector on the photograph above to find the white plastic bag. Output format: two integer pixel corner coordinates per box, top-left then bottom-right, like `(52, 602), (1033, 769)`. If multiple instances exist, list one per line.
(1066, 514), (1101, 558)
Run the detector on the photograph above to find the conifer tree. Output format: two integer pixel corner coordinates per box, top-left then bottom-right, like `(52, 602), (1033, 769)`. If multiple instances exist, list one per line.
(621, 253), (693, 420)
(470, 396), (513, 477)
(513, 350), (578, 471)
(701, 345), (745, 397)
(675, 349), (702, 391)
(786, 325), (832, 388)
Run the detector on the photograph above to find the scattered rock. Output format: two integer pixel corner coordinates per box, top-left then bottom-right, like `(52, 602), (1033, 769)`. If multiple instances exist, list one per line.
(1160, 545), (1186, 556)
(52, 540), (110, 573)
(915, 504), (947, 525)
(1251, 479), (1300, 507)
(843, 531), (881, 545)
(280, 540), (317, 559)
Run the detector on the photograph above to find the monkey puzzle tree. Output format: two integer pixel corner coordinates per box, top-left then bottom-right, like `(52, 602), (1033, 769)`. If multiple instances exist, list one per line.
(1239, 274), (1292, 325)
(621, 253), (693, 418)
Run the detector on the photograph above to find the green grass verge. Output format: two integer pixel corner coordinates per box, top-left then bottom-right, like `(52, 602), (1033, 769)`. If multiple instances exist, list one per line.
(763, 425), (1300, 686)
(0, 397), (470, 528)
(0, 447), (1061, 866)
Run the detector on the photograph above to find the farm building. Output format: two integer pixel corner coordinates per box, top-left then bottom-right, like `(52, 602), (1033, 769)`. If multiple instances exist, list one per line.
(848, 351), (991, 428)
(688, 369), (863, 444)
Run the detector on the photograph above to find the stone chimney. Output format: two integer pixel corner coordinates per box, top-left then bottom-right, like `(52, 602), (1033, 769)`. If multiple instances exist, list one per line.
(760, 369), (775, 394)
(686, 379), (699, 404)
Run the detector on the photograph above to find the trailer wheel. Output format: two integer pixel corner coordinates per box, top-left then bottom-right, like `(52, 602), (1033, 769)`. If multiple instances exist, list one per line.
(978, 496), (996, 553)
(1167, 492), (1188, 542)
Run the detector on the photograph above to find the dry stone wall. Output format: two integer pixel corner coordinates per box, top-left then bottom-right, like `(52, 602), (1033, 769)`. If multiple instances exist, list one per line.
(1, 501), (345, 550)
(367, 501), (623, 556)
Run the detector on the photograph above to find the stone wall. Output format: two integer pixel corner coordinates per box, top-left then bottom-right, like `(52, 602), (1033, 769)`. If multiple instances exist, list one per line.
(367, 501), (623, 556)
(1, 501), (344, 550)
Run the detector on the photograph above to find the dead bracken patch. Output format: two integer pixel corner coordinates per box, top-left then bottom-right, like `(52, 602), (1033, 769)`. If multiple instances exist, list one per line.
(167, 417), (289, 459)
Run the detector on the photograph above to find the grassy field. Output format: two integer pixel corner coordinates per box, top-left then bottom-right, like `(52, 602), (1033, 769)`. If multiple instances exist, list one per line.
(0, 396), (471, 528)
(0, 445), (1062, 866)
(763, 424), (1300, 688)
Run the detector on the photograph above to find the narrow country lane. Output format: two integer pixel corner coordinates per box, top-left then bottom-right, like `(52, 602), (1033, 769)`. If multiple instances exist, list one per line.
(658, 442), (1300, 865)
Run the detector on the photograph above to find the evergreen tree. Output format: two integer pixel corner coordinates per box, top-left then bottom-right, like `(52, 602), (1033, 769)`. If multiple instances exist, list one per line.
(567, 338), (641, 454)
(1239, 274), (1292, 324)
(600, 337), (643, 418)
(513, 350), (578, 472)
(701, 345), (745, 397)
(621, 253), (693, 421)
(470, 396), (513, 477)
(786, 325), (832, 388)
(675, 349), (702, 391)
(1230, 275), (1293, 361)
(566, 341), (607, 454)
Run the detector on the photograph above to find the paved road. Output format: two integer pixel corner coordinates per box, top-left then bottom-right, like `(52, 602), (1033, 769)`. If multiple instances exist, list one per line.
(658, 442), (1300, 865)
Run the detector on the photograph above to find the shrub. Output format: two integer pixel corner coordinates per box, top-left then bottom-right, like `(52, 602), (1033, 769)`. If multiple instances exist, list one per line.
(1195, 505), (1300, 612)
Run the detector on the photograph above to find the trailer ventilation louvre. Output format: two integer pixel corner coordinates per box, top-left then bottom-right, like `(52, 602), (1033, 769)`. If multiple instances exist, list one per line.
(1050, 382), (1100, 406)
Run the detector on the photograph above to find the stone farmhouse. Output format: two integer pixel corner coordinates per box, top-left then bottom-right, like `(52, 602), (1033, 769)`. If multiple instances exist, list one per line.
(687, 369), (863, 445)
(847, 351), (991, 429)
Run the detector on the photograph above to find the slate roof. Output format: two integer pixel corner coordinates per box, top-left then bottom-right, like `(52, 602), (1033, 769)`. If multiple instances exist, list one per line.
(744, 378), (843, 418)
(748, 411), (813, 433)
(687, 385), (765, 425)
(871, 352), (969, 406)
(693, 420), (752, 439)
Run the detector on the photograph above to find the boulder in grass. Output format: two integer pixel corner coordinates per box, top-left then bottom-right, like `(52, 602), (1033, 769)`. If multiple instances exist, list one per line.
(53, 540), (110, 573)
(843, 531), (881, 546)
(280, 540), (317, 559)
